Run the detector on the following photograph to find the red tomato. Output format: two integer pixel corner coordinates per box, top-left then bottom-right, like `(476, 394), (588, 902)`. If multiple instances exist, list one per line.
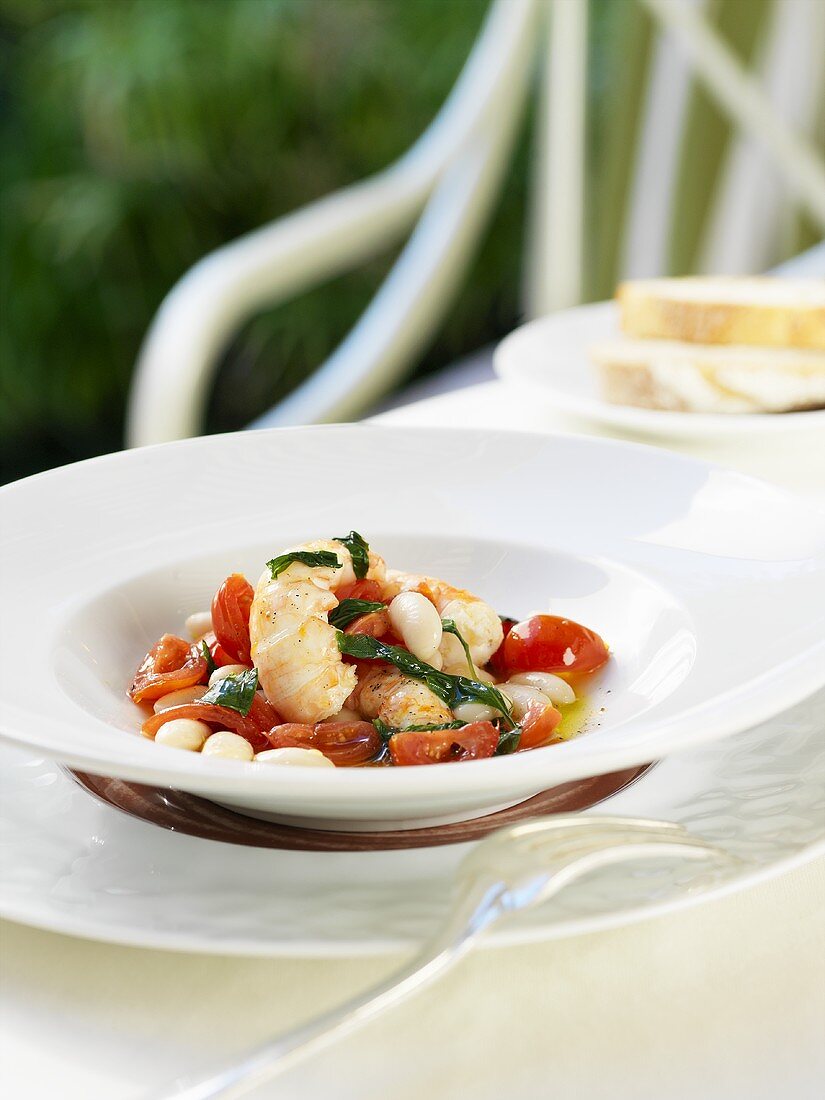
(141, 702), (276, 751)
(313, 721), (381, 766)
(129, 635), (208, 703)
(343, 609), (391, 638)
(211, 574), (254, 664)
(517, 700), (563, 751)
(336, 579), (384, 602)
(264, 723), (315, 749)
(203, 633), (237, 668)
(501, 615), (609, 676)
(247, 692), (282, 734)
(488, 617), (516, 677)
(266, 720), (380, 766)
(389, 721), (499, 766)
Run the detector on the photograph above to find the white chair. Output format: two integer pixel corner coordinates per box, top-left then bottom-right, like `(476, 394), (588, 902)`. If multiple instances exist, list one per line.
(126, 0), (825, 447)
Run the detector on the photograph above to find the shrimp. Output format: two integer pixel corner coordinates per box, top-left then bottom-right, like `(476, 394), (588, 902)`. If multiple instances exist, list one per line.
(383, 570), (503, 674)
(346, 570), (504, 726)
(349, 666), (453, 729)
(249, 539), (386, 723)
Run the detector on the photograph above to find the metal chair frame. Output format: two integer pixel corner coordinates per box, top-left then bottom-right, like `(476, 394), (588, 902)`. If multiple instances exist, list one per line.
(126, 0), (825, 447)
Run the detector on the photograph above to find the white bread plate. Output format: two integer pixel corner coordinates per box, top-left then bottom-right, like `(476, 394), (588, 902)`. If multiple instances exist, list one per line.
(494, 300), (825, 439)
(1, 426), (823, 831)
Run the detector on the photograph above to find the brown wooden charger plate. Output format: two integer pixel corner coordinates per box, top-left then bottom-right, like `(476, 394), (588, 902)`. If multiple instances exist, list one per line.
(69, 763), (652, 852)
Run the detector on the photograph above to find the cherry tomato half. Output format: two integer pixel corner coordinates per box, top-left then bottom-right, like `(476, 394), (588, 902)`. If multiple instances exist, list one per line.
(246, 692), (282, 735)
(389, 720), (499, 766)
(488, 617), (516, 677)
(336, 579), (385, 602)
(211, 574), (255, 664)
(129, 634), (208, 703)
(501, 615), (609, 677)
(343, 609), (391, 638)
(266, 720), (380, 766)
(315, 721), (382, 765)
(141, 701), (277, 752)
(517, 700), (562, 751)
(203, 632), (238, 668)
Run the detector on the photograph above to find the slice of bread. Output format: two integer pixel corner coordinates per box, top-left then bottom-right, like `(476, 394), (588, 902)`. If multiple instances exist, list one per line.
(618, 277), (825, 350)
(590, 339), (825, 414)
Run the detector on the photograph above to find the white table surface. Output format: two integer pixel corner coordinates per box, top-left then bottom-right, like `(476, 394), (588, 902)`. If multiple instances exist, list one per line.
(2, 382), (825, 1100)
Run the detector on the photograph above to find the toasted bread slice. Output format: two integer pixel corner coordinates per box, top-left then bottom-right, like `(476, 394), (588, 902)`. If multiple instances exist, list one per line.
(618, 277), (825, 350)
(590, 338), (825, 414)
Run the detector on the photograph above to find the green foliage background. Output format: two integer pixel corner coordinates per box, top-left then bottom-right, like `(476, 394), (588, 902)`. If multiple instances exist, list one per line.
(1, 0), (528, 482)
(2, 0), (813, 483)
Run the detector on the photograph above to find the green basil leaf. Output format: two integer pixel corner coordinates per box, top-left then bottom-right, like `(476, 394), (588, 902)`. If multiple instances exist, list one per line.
(441, 618), (475, 675)
(200, 667), (259, 716)
(201, 639), (217, 677)
(448, 676), (516, 722)
(336, 633), (515, 728)
(334, 531), (370, 579)
(267, 550), (342, 580)
(399, 720), (467, 733)
(329, 599), (385, 631)
(372, 718), (393, 742)
(495, 724), (522, 755)
(373, 719), (467, 738)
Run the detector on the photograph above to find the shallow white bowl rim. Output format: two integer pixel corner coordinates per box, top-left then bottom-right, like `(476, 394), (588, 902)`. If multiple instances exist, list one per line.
(0, 425), (823, 804)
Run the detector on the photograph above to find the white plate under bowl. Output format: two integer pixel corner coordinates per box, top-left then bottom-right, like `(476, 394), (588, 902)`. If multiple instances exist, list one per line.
(494, 301), (825, 439)
(1, 689), (823, 955)
(0, 426), (823, 828)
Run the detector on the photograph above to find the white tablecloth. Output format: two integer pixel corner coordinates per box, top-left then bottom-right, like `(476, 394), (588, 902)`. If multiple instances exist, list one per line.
(2, 383), (824, 1100)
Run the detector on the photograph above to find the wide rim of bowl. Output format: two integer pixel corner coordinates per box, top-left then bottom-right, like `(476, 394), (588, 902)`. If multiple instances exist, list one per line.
(3, 684), (825, 955)
(1, 424), (824, 801)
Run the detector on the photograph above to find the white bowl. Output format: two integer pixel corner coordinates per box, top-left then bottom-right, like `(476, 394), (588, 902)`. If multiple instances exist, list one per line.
(1, 426), (823, 829)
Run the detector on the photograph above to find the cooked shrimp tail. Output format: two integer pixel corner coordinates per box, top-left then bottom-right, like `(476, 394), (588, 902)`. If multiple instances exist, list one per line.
(250, 538), (386, 722)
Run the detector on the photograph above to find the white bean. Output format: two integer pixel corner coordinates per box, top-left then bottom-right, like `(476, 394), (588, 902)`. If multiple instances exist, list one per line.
(208, 663), (249, 686)
(153, 685), (208, 713)
(439, 633), (471, 674)
(388, 592), (442, 660)
(471, 666), (496, 683)
(506, 672), (576, 705)
(185, 611), (213, 641)
(154, 718), (210, 752)
(494, 685), (514, 707)
(501, 683), (549, 720)
(255, 747), (335, 768)
(452, 701), (499, 723)
(442, 655), (495, 681)
(201, 731), (254, 761)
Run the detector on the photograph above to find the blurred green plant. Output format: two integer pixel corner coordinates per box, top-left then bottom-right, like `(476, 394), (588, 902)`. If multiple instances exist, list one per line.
(1, 0), (530, 481)
(4, 0), (808, 483)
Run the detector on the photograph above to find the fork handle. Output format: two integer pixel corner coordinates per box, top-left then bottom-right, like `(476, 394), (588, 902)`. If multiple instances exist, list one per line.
(149, 881), (500, 1100)
(159, 949), (461, 1100)
(149, 833), (728, 1099)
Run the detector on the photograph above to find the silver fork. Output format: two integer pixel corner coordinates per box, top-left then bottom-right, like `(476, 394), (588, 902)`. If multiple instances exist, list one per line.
(152, 815), (738, 1100)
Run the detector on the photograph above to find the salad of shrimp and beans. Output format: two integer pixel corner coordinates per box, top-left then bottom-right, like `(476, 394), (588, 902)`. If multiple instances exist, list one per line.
(129, 533), (610, 767)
